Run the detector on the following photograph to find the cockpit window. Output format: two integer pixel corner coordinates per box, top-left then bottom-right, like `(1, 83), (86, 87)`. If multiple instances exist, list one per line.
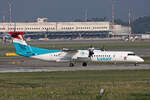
(128, 53), (136, 56)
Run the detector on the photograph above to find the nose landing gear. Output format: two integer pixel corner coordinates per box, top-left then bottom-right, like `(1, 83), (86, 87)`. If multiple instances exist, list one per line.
(134, 62), (138, 66)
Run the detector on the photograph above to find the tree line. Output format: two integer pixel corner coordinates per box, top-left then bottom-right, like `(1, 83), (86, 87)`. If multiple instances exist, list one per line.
(74, 16), (150, 34)
(115, 16), (150, 34)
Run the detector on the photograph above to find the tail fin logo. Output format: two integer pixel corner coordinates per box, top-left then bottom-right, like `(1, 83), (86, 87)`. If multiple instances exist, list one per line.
(9, 31), (27, 45)
(9, 32), (25, 40)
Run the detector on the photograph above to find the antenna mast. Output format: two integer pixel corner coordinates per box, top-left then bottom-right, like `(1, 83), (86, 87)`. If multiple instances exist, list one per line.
(8, 0), (12, 22)
(2, 12), (6, 23)
(112, 0), (115, 38)
(85, 8), (88, 22)
(128, 8), (131, 38)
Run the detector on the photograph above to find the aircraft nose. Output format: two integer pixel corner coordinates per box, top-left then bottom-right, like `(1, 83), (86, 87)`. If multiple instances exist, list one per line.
(138, 57), (144, 62)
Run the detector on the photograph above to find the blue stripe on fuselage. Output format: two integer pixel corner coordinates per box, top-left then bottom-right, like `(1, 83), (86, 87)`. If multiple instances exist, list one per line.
(14, 43), (61, 57)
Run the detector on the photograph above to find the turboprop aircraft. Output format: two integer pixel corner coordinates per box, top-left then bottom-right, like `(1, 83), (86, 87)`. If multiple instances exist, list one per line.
(9, 31), (144, 67)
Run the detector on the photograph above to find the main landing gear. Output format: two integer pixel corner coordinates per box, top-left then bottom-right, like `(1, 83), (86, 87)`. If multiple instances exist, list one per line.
(69, 63), (74, 67)
(69, 62), (88, 67)
(82, 62), (87, 67)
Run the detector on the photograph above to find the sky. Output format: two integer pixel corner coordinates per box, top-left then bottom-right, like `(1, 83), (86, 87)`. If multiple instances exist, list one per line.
(0, 0), (149, 22)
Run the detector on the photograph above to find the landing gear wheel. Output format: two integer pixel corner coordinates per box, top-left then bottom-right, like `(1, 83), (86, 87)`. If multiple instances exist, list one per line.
(82, 62), (87, 67)
(69, 63), (74, 67)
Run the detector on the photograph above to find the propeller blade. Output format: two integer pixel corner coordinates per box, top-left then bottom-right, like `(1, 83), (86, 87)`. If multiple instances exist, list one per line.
(88, 47), (94, 57)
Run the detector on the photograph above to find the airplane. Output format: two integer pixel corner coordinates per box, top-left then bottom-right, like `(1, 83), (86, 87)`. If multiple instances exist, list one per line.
(1, 32), (11, 42)
(9, 31), (144, 67)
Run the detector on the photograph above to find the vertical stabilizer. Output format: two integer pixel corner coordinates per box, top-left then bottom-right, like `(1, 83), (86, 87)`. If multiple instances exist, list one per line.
(9, 32), (34, 57)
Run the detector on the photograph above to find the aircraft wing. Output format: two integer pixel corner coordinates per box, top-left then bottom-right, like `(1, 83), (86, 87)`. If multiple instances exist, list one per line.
(57, 49), (91, 62)
(62, 49), (78, 53)
(56, 50), (78, 62)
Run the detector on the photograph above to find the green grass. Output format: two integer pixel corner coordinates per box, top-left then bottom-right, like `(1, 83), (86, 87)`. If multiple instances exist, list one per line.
(0, 70), (150, 100)
(31, 42), (150, 50)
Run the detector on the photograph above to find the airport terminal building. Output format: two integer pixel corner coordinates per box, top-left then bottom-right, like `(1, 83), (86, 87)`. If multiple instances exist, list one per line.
(0, 18), (130, 39)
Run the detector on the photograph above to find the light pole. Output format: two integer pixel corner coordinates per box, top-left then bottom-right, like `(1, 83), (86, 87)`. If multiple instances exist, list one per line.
(8, 0), (12, 22)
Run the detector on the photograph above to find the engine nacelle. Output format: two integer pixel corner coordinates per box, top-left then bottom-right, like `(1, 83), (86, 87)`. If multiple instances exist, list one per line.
(72, 50), (89, 58)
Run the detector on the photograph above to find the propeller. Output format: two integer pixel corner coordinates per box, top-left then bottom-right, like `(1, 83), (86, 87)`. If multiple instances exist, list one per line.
(88, 44), (106, 57)
(88, 45), (95, 57)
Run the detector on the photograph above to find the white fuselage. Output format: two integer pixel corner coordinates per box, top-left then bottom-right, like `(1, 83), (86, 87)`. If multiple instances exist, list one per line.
(31, 50), (144, 63)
